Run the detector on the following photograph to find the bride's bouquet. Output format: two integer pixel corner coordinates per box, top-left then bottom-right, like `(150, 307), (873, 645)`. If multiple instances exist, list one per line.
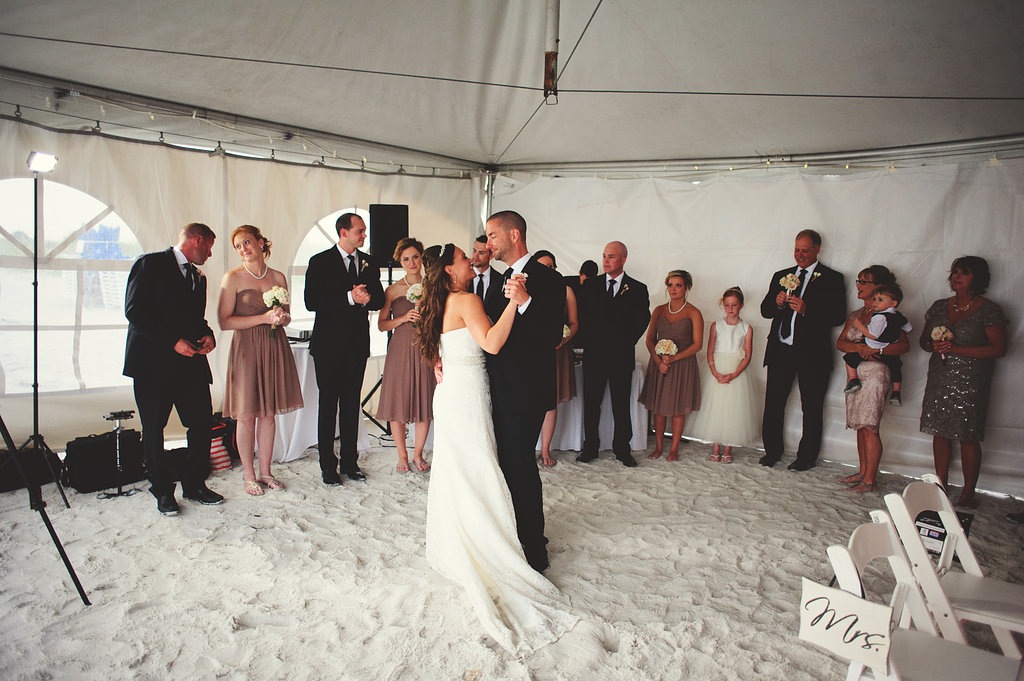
(263, 285), (289, 337)
(655, 339), (678, 356)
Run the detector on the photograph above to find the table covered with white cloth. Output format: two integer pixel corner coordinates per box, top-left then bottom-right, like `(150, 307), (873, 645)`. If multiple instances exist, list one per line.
(271, 342), (372, 463)
(536, 362), (647, 452)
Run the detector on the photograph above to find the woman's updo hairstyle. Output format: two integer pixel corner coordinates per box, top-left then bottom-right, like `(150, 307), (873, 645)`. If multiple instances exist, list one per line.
(665, 269), (693, 290)
(231, 224), (272, 259)
(721, 286), (744, 305)
(393, 236), (424, 263)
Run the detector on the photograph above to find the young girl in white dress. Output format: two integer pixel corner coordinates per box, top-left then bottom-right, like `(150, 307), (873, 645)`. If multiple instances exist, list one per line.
(686, 286), (759, 462)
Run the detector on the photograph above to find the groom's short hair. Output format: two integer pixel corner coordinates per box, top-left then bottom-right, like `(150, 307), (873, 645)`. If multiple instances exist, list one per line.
(488, 210), (527, 240)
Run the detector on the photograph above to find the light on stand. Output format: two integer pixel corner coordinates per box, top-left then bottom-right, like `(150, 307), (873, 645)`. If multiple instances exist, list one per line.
(24, 150), (70, 508)
(0, 150), (90, 605)
(26, 151), (58, 173)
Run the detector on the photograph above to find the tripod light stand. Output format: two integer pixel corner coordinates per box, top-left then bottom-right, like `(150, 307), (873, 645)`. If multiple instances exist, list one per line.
(23, 151), (70, 508)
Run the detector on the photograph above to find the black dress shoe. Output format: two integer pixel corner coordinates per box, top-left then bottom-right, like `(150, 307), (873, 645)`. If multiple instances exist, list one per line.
(157, 494), (180, 516)
(322, 474), (343, 487)
(787, 460), (817, 472)
(576, 451), (598, 463)
(758, 455), (778, 468)
(183, 485), (225, 505)
(342, 468), (367, 482)
(618, 453), (639, 468)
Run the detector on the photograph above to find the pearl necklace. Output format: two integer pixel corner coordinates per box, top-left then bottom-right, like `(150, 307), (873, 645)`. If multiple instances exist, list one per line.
(951, 297), (974, 313)
(668, 299), (687, 314)
(401, 274), (421, 286)
(242, 261), (268, 280)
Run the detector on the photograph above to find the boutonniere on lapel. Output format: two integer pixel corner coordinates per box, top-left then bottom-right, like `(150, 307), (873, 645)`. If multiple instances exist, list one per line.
(812, 271), (821, 281)
(620, 283), (630, 294)
(360, 259), (369, 274)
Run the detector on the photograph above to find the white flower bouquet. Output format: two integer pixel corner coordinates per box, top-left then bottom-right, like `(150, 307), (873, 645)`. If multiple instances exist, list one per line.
(779, 272), (802, 294)
(562, 324), (571, 338)
(931, 325), (953, 361)
(263, 285), (289, 337)
(655, 339), (678, 356)
(406, 282), (424, 304)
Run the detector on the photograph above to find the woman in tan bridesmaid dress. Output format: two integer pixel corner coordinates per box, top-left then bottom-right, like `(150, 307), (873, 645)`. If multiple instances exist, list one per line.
(376, 237), (437, 473)
(218, 225), (303, 496)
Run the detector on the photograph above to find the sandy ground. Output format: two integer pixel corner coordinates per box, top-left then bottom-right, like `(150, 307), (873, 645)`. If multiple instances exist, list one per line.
(2, 437), (1022, 681)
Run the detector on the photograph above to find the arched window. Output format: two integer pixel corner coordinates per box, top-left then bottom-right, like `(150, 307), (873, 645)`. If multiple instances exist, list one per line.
(289, 208), (404, 357)
(0, 179), (140, 394)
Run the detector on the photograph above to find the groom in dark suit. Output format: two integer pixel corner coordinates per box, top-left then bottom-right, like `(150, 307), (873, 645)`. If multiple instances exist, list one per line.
(305, 213), (385, 486)
(759, 229), (846, 471)
(576, 241), (651, 466)
(484, 210), (565, 573)
(123, 222), (224, 515)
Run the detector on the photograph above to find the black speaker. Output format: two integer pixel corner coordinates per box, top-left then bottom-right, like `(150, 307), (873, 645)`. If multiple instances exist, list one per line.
(369, 204), (409, 263)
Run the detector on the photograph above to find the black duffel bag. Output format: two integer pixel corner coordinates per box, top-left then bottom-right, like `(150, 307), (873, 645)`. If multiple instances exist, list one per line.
(62, 429), (146, 493)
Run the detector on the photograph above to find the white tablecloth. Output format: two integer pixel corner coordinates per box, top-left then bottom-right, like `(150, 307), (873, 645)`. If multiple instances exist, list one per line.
(271, 343), (371, 462)
(536, 362), (647, 452)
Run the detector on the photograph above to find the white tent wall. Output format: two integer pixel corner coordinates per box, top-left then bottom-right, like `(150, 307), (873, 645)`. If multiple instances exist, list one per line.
(492, 160), (1024, 497)
(0, 120), (480, 454)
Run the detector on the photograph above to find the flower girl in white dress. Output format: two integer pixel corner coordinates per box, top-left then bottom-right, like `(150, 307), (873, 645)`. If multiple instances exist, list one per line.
(687, 286), (759, 462)
(414, 243), (579, 654)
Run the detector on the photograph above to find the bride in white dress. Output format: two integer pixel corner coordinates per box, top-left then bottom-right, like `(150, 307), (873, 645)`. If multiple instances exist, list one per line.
(415, 243), (579, 654)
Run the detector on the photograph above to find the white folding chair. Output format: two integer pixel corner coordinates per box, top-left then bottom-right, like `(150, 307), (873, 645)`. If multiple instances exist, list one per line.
(884, 474), (1024, 659)
(804, 510), (1023, 681)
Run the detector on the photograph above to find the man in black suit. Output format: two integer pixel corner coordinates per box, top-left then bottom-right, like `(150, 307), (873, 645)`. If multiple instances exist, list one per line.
(470, 233), (506, 322)
(304, 213), (385, 486)
(484, 210), (565, 572)
(123, 222), (224, 515)
(577, 242), (651, 467)
(759, 229), (847, 471)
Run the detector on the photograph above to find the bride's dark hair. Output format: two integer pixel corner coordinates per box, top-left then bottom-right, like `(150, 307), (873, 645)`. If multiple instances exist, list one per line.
(415, 243), (456, 365)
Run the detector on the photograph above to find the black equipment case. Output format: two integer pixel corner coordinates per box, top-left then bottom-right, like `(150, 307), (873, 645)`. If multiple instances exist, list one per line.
(62, 429), (146, 493)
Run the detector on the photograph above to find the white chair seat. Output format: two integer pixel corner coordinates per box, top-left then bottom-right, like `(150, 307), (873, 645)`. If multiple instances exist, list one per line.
(942, 572), (1024, 629)
(890, 629), (1023, 681)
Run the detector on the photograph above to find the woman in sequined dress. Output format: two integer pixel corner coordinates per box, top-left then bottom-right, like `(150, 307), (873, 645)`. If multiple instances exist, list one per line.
(919, 256), (1007, 508)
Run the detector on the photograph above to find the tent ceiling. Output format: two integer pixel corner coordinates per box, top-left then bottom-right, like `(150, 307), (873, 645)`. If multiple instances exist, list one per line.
(2, 0), (1023, 173)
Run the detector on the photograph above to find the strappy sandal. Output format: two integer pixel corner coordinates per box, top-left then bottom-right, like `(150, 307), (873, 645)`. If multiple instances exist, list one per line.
(722, 451), (733, 464)
(259, 476), (285, 490)
(413, 457), (431, 472)
(243, 479), (264, 496)
(845, 481), (877, 494)
(396, 460), (410, 473)
(708, 452), (721, 462)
